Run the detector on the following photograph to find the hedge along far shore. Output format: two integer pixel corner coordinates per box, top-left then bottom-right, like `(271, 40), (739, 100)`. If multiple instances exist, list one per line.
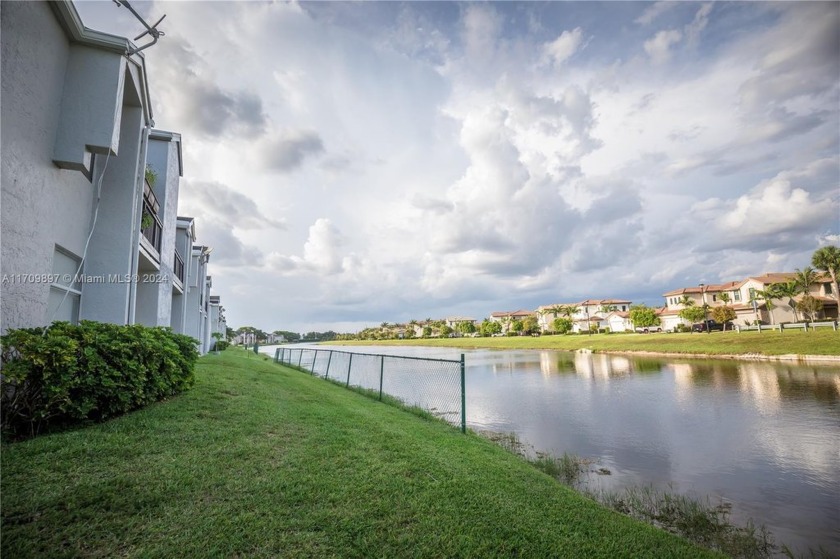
(1, 320), (199, 440)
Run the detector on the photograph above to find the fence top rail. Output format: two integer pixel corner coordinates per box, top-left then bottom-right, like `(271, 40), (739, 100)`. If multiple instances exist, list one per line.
(281, 346), (463, 365)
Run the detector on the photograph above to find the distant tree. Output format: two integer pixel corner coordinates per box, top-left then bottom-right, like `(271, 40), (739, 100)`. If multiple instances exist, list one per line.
(718, 292), (731, 305)
(273, 330), (301, 342)
(798, 294), (823, 321)
(422, 326), (432, 338)
(522, 316), (539, 335)
(680, 306), (708, 324)
(552, 317), (573, 334)
(544, 305), (563, 317)
(511, 320), (524, 334)
(794, 266), (820, 296)
(678, 295), (695, 308)
(751, 286), (780, 324)
(480, 320), (502, 337)
(812, 245), (840, 307)
(225, 326), (235, 341)
(458, 321), (476, 335)
(711, 305), (736, 326)
(599, 304), (618, 316)
(629, 305), (661, 328)
(561, 305), (579, 318)
(773, 281), (801, 322)
(236, 326), (259, 344)
(440, 325), (454, 337)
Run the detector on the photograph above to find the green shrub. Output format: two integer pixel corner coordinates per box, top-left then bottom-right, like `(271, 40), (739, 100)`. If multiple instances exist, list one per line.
(1, 321), (198, 440)
(214, 340), (230, 351)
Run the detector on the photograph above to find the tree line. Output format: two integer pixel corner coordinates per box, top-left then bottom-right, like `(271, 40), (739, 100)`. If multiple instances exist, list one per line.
(229, 246), (839, 340)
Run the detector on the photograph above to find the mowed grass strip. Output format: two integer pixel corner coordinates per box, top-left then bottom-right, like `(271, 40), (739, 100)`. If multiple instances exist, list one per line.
(2, 349), (718, 559)
(336, 329), (840, 356)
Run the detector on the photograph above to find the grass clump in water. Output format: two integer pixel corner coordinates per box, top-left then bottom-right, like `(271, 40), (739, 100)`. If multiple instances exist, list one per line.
(480, 431), (809, 559)
(532, 451), (594, 487)
(592, 486), (778, 558)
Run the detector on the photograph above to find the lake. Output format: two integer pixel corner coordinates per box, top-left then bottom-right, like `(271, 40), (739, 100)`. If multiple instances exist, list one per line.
(263, 344), (840, 555)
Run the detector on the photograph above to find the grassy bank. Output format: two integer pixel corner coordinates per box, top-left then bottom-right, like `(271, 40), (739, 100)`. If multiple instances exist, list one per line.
(333, 329), (840, 357)
(2, 349), (717, 558)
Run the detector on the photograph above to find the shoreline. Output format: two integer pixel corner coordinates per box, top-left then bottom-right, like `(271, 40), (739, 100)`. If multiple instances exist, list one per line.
(587, 349), (840, 364)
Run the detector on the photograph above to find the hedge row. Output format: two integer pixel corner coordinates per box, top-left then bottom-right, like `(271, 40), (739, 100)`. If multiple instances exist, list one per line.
(1, 321), (199, 440)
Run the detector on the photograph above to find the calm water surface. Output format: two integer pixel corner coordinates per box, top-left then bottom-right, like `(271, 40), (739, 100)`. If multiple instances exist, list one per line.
(267, 344), (840, 555)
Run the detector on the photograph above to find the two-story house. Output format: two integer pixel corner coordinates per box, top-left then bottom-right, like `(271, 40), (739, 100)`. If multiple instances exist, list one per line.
(662, 273), (837, 327)
(537, 299), (632, 333)
(489, 310), (536, 334)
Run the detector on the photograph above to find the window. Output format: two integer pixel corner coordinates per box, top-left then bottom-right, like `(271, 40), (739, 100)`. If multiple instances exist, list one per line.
(712, 294), (717, 302)
(47, 246), (82, 324)
(733, 290), (741, 301)
(826, 282), (833, 295)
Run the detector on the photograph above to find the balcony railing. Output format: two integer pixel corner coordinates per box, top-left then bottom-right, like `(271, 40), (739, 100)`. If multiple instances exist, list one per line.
(174, 251), (185, 283)
(141, 180), (162, 254)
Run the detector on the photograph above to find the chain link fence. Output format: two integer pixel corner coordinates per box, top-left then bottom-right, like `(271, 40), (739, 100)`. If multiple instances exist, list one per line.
(275, 347), (466, 432)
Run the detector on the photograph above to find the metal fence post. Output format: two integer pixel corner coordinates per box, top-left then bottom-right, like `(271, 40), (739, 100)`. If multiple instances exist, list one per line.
(298, 350), (303, 368)
(274, 348), (280, 363)
(313, 349), (319, 375)
(460, 353), (466, 434)
(325, 350), (333, 379)
(379, 355), (385, 401)
(346, 353), (354, 387)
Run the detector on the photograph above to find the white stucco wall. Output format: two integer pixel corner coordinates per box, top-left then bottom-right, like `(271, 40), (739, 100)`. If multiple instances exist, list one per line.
(79, 101), (146, 325)
(135, 131), (182, 327)
(170, 219), (194, 334)
(185, 248), (211, 352)
(1, 2), (95, 331)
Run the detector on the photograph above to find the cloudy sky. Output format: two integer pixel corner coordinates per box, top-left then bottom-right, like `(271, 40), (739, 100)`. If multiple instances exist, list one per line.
(76, 0), (839, 334)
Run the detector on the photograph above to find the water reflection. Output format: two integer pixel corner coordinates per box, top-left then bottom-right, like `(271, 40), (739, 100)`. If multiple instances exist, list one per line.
(463, 350), (840, 555)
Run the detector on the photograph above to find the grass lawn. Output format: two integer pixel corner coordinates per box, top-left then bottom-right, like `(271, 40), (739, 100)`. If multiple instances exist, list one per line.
(1, 349), (718, 558)
(334, 329), (840, 357)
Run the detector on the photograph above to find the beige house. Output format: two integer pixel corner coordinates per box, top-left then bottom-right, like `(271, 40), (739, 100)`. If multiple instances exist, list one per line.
(662, 272), (837, 326)
(489, 310), (536, 334)
(445, 316), (477, 330)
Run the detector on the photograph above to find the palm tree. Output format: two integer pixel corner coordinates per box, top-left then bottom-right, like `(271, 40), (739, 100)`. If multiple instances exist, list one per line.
(718, 292), (731, 305)
(794, 266), (820, 296)
(773, 281), (801, 322)
(561, 305), (579, 319)
(678, 295), (695, 308)
(751, 288), (778, 324)
(811, 245), (840, 308)
(599, 304), (618, 315)
(545, 305), (565, 318)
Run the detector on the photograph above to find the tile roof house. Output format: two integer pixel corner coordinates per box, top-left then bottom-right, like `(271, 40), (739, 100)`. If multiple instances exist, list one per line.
(489, 310), (536, 334)
(536, 299), (632, 333)
(662, 272), (836, 326)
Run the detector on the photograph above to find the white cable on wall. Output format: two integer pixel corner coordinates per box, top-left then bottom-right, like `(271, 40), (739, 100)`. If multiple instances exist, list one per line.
(46, 150), (112, 329)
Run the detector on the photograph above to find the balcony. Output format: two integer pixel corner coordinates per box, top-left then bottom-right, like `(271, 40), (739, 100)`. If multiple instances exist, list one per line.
(140, 180), (162, 255)
(174, 250), (185, 284)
